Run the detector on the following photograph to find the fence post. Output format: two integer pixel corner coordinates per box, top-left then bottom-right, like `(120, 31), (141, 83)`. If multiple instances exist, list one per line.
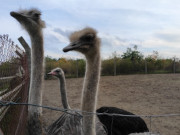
(145, 59), (147, 74)
(173, 58), (176, 74)
(76, 59), (79, 78)
(18, 36), (31, 74)
(114, 56), (117, 76)
(149, 116), (152, 134)
(0, 128), (4, 135)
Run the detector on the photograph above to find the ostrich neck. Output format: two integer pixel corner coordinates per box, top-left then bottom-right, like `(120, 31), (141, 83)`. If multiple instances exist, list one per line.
(59, 75), (70, 109)
(82, 53), (101, 135)
(28, 31), (44, 115)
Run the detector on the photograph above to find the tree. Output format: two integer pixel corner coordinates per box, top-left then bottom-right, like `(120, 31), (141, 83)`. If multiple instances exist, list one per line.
(146, 51), (159, 61)
(121, 45), (143, 61)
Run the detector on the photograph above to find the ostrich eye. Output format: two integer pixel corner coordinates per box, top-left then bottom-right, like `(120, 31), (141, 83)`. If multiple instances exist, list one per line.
(55, 70), (61, 73)
(29, 11), (33, 15)
(80, 34), (94, 42)
(34, 13), (40, 18)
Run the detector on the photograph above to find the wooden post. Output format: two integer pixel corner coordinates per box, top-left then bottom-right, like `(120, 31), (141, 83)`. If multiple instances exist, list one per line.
(145, 59), (147, 74)
(76, 59), (79, 78)
(0, 128), (4, 135)
(18, 36), (31, 74)
(114, 56), (116, 76)
(173, 58), (176, 73)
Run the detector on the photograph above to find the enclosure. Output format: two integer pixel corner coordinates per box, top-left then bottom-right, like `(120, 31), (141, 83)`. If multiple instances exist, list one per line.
(42, 74), (180, 135)
(0, 35), (180, 135)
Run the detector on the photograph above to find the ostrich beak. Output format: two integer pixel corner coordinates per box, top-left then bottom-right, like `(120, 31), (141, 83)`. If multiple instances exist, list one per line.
(47, 71), (56, 76)
(10, 11), (24, 18)
(63, 41), (81, 52)
(10, 11), (29, 24)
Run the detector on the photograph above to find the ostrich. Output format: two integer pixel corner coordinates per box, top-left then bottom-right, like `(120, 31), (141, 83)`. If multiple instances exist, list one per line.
(46, 67), (82, 135)
(47, 67), (70, 109)
(10, 8), (45, 135)
(63, 27), (105, 135)
(46, 67), (106, 135)
(63, 27), (150, 135)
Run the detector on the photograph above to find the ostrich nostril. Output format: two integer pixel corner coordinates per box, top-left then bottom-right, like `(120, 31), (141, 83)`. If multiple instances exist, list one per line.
(72, 44), (76, 46)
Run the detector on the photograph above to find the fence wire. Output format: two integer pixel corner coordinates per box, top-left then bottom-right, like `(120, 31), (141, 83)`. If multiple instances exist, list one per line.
(0, 100), (180, 118)
(0, 99), (180, 135)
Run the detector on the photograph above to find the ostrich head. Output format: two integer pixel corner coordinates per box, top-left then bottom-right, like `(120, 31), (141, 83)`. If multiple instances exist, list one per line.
(63, 27), (100, 58)
(10, 8), (45, 34)
(47, 67), (64, 78)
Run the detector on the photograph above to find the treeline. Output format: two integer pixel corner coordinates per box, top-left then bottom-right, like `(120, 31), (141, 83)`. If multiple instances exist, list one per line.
(45, 45), (180, 78)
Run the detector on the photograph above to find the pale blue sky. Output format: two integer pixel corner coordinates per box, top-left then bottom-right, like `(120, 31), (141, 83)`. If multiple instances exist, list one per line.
(1, 0), (180, 59)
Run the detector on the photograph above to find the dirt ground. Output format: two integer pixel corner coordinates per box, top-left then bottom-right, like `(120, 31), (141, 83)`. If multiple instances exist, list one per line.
(42, 74), (180, 135)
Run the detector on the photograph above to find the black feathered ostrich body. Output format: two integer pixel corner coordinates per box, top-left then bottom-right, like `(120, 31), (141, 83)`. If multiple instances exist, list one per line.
(97, 107), (149, 135)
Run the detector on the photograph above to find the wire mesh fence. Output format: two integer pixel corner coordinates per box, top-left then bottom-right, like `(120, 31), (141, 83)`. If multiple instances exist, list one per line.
(0, 34), (29, 135)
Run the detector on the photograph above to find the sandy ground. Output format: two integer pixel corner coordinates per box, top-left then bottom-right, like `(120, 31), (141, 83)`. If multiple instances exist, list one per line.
(42, 74), (180, 135)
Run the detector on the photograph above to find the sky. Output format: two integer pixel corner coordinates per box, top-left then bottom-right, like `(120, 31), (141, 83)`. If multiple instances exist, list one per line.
(1, 0), (180, 59)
